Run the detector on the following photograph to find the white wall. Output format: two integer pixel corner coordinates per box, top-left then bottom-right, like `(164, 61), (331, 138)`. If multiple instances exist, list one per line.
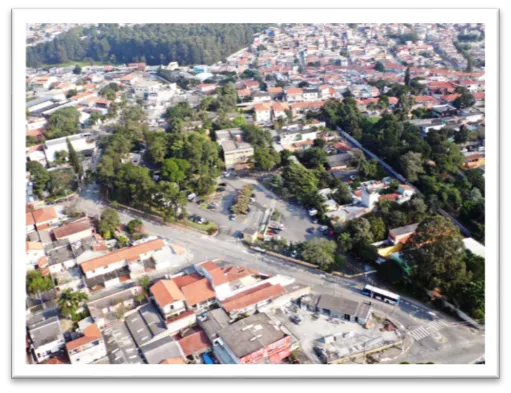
(68, 340), (107, 364)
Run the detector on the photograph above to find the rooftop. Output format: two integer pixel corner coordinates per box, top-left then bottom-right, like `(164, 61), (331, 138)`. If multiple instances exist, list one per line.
(217, 313), (286, 359)
(140, 336), (184, 364)
(125, 303), (167, 347)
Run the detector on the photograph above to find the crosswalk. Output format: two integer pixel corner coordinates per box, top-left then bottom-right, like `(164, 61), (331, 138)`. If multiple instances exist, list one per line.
(408, 319), (450, 341)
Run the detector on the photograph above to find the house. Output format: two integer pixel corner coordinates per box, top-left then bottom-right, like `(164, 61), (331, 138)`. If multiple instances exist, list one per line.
(44, 133), (96, 163)
(244, 80), (260, 91)
(388, 223), (419, 245)
(327, 152), (353, 171)
(215, 128), (255, 170)
(254, 102), (272, 123)
(464, 152), (485, 169)
(302, 88), (320, 101)
(397, 184), (416, 200)
(102, 321), (143, 364)
(150, 279), (187, 319)
(432, 104), (458, 118)
(253, 91), (271, 103)
(268, 86), (283, 99)
(301, 294), (372, 325)
(272, 102), (290, 121)
(319, 85), (336, 99)
(87, 286), (145, 329)
(28, 316), (65, 363)
(236, 89), (251, 100)
(26, 210), (36, 233)
(220, 282), (286, 317)
(286, 87), (303, 102)
(173, 274), (216, 312)
(214, 313), (292, 364)
(177, 329), (212, 360)
(32, 206), (59, 231)
(199, 83), (217, 94)
(26, 241), (45, 270)
(124, 303), (168, 347)
(140, 336), (186, 364)
(52, 217), (94, 243)
(165, 310), (197, 335)
(412, 96), (440, 109)
(66, 323), (107, 364)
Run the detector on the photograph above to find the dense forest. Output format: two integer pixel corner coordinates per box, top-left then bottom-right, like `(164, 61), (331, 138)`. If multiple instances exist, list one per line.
(27, 23), (270, 68)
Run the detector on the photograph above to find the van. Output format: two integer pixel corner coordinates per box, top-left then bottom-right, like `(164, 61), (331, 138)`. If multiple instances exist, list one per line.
(187, 193), (197, 201)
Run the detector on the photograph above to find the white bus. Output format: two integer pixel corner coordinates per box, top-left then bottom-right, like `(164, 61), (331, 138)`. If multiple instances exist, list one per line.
(362, 284), (401, 305)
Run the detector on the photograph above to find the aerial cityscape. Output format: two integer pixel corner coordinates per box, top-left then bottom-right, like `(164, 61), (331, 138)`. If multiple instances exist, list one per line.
(24, 23), (486, 366)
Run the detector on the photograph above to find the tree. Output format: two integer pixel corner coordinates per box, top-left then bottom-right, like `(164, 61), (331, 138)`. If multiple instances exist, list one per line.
(368, 216), (386, 241)
(270, 174), (284, 192)
(127, 219), (143, 235)
(73, 65), (82, 75)
(117, 235), (129, 248)
(404, 67), (411, 86)
(454, 125), (470, 144)
(66, 138), (83, 177)
(57, 289), (89, 319)
(301, 238), (337, 269)
(26, 270), (53, 296)
(337, 232), (353, 253)
(54, 150), (69, 164)
(159, 182), (187, 222)
(27, 161), (50, 197)
(458, 280), (484, 320)
(300, 147), (328, 169)
(400, 151), (424, 182)
(332, 182), (352, 205)
(374, 61), (385, 72)
(45, 107), (80, 140)
(137, 275), (151, 295)
(282, 162), (319, 204)
(453, 89), (475, 109)
(405, 216), (470, 297)
(98, 208), (120, 238)
(161, 158), (190, 184)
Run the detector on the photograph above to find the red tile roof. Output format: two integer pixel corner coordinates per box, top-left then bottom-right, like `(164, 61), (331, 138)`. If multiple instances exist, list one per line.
(81, 238), (165, 273)
(180, 278), (216, 306)
(32, 207), (57, 224)
(221, 283), (285, 313)
(173, 273), (203, 288)
(65, 324), (102, 352)
(177, 330), (211, 357)
(151, 279), (185, 308)
(52, 217), (93, 240)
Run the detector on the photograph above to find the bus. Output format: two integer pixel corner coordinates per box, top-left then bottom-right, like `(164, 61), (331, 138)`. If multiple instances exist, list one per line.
(362, 284), (401, 305)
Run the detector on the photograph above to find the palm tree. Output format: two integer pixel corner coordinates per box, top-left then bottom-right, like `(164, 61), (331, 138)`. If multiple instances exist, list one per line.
(57, 289), (89, 319)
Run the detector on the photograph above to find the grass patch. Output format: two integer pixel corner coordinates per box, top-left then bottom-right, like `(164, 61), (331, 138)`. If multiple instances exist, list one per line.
(181, 219), (218, 233)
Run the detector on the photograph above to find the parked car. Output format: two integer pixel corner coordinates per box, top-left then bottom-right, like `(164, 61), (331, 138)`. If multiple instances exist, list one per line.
(196, 199), (204, 205)
(216, 187), (226, 192)
(218, 182), (227, 187)
(350, 175), (358, 181)
(290, 250), (298, 258)
(229, 214), (237, 221)
(318, 225), (329, 234)
(311, 218), (318, 224)
(187, 193), (197, 202)
(290, 315), (302, 325)
(306, 227), (315, 234)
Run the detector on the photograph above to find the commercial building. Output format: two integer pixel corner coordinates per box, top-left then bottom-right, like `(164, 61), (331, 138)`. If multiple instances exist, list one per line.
(215, 128), (254, 170)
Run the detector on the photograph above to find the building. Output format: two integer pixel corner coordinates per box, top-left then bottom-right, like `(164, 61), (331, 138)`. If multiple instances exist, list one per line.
(44, 133), (96, 163)
(52, 217), (94, 243)
(28, 316), (65, 363)
(150, 279), (187, 319)
(26, 241), (45, 270)
(215, 128), (255, 170)
(254, 102), (272, 123)
(102, 321), (143, 364)
(431, 104), (458, 118)
(65, 323), (107, 364)
(177, 329), (212, 360)
(173, 273), (216, 312)
(80, 238), (185, 282)
(301, 294), (372, 325)
(124, 303), (168, 347)
(215, 313), (292, 364)
(286, 87), (303, 102)
(32, 206), (59, 231)
(388, 223), (419, 245)
(361, 184), (380, 209)
(302, 88), (320, 101)
(253, 91), (271, 103)
(327, 152), (354, 171)
(140, 336), (186, 364)
(220, 282), (286, 317)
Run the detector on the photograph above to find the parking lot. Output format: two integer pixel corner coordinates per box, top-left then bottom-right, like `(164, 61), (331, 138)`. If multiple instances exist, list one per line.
(270, 301), (379, 364)
(186, 174), (330, 244)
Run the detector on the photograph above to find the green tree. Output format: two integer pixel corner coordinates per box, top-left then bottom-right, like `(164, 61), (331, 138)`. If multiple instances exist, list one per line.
(127, 219), (144, 235)
(404, 67), (411, 86)
(137, 275), (151, 295)
(374, 61), (385, 72)
(282, 162), (319, 204)
(26, 270), (53, 296)
(57, 289), (89, 319)
(300, 147), (328, 169)
(453, 88), (475, 109)
(301, 238), (338, 269)
(45, 107), (80, 140)
(337, 232), (353, 253)
(368, 216), (387, 241)
(66, 138), (83, 177)
(332, 182), (353, 205)
(161, 158), (190, 184)
(348, 217), (374, 246)
(400, 151), (424, 182)
(405, 216), (470, 297)
(73, 65), (82, 75)
(27, 161), (50, 197)
(98, 208), (120, 238)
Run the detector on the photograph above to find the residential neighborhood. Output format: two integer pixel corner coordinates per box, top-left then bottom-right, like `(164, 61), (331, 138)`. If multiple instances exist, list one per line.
(24, 22), (486, 366)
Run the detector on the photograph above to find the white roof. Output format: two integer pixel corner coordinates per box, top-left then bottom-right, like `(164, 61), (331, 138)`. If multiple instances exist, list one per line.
(363, 284), (400, 300)
(463, 238), (485, 258)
